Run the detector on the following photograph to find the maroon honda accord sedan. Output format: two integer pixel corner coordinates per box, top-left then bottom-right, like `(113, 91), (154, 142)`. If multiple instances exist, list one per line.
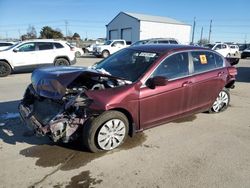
(19, 45), (237, 152)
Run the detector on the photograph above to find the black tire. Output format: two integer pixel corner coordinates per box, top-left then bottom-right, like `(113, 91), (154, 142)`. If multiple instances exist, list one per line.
(102, 50), (110, 58)
(83, 110), (129, 153)
(0, 61), (11, 77)
(209, 88), (230, 113)
(54, 58), (70, 66)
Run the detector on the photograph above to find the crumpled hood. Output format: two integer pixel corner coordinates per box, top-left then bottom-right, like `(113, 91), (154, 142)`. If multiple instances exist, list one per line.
(31, 66), (119, 99)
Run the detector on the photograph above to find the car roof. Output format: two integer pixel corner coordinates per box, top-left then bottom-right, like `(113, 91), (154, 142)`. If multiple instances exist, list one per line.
(20, 39), (66, 43)
(129, 44), (209, 54)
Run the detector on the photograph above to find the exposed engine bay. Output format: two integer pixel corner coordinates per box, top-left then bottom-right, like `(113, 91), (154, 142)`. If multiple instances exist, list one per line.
(19, 66), (130, 143)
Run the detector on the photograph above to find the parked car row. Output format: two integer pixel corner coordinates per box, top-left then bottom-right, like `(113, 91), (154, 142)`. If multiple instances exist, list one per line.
(204, 43), (239, 57)
(241, 47), (250, 59)
(0, 41), (16, 51)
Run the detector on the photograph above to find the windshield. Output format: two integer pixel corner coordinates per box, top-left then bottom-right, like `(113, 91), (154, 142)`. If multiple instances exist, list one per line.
(2, 42), (20, 51)
(93, 48), (160, 82)
(104, 40), (112, 45)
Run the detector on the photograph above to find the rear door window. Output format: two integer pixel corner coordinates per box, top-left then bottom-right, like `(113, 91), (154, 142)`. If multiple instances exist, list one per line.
(37, 42), (54, 50)
(157, 40), (170, 44)
(191, 51), (217, 74)
(153, 52), (189, 80)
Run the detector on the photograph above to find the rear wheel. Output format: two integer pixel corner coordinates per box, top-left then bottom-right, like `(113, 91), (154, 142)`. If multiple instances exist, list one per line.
(0, 61), (11, 77)
(75, 51), (81, 57)
(83, 111), (129, 152)
(209, 88), (230, 113)
(54, 58), (70, 66)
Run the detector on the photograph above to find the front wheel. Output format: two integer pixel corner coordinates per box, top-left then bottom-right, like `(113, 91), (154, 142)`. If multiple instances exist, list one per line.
(83, 111), (129, 152)
(209, 88), (230, 113)
(0, 61), (11, 77)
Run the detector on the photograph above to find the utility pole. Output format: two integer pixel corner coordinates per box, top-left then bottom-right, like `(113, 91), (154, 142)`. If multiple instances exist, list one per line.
(200, 27), (203, 43)
(18, 29), (21, 40)
(65, 20), (68, 37)
(191, 17), (196, 44)
(208, 19), (212, 43)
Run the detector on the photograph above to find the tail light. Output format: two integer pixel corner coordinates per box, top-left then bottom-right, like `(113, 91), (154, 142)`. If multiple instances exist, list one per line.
(227, 66), (237, 76)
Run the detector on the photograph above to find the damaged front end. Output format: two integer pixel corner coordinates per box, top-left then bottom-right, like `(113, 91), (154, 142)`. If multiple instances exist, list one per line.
(19, 84), (93, 143)
(19, 66), (129, 143)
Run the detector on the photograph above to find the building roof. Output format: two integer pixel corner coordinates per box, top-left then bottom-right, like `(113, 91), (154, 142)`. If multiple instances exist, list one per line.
(123, 12), (188, 25)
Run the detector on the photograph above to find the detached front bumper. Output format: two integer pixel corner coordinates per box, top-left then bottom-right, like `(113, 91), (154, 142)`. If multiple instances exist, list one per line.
(19, 103), (51, 135)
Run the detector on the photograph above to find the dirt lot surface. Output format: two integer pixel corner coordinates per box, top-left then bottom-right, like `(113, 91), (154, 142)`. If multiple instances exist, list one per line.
(0, 56), (250, 188)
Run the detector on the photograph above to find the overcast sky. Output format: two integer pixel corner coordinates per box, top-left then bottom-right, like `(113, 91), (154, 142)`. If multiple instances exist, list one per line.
(0, 0), (249, 43)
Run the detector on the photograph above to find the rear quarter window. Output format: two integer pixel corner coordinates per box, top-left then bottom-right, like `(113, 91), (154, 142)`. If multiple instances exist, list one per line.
(191, 51), (217, 74)
(54, 43), (64, 49)
(214, 53), (224, 68)
(169, 40), (178, 44)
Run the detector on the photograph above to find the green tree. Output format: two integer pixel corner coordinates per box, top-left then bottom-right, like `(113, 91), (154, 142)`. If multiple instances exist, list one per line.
(73, 32), (80, 39)
(40, 26), (63, 39)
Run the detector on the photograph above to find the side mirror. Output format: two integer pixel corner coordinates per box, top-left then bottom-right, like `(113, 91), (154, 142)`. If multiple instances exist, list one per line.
(13, 49), (19, 52)
(146, 76), (168, 89)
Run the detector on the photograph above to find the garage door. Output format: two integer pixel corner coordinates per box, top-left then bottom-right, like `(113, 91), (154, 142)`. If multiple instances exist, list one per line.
(121, 28), (132, 43)
(109, 30), (118, 40)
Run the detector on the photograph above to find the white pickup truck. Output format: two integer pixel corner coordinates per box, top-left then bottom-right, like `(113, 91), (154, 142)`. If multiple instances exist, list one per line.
(93, 39), (129, 58)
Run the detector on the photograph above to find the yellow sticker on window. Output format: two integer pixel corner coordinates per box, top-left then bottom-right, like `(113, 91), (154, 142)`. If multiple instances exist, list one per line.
(200, 55), (207, 64)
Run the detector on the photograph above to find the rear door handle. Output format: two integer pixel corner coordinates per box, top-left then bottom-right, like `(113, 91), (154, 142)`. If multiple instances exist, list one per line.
(218, 71), (224, 77)
(182, 81), (192, 87)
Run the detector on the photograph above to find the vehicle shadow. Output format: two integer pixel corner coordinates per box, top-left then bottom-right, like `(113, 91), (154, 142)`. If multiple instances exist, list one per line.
(0, 100), (50, 145)
(236, 67), (250, 83)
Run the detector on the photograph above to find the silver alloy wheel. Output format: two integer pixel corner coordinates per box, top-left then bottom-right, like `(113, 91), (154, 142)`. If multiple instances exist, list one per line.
(212, 90), (229, 112)
(97, 119), (126, 150)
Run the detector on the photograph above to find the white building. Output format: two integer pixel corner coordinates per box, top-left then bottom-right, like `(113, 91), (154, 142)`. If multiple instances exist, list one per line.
(106, 12), (191, 44)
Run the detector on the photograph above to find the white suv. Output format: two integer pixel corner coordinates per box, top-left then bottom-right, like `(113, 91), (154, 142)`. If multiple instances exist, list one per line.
(0, 39), (76, 77)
